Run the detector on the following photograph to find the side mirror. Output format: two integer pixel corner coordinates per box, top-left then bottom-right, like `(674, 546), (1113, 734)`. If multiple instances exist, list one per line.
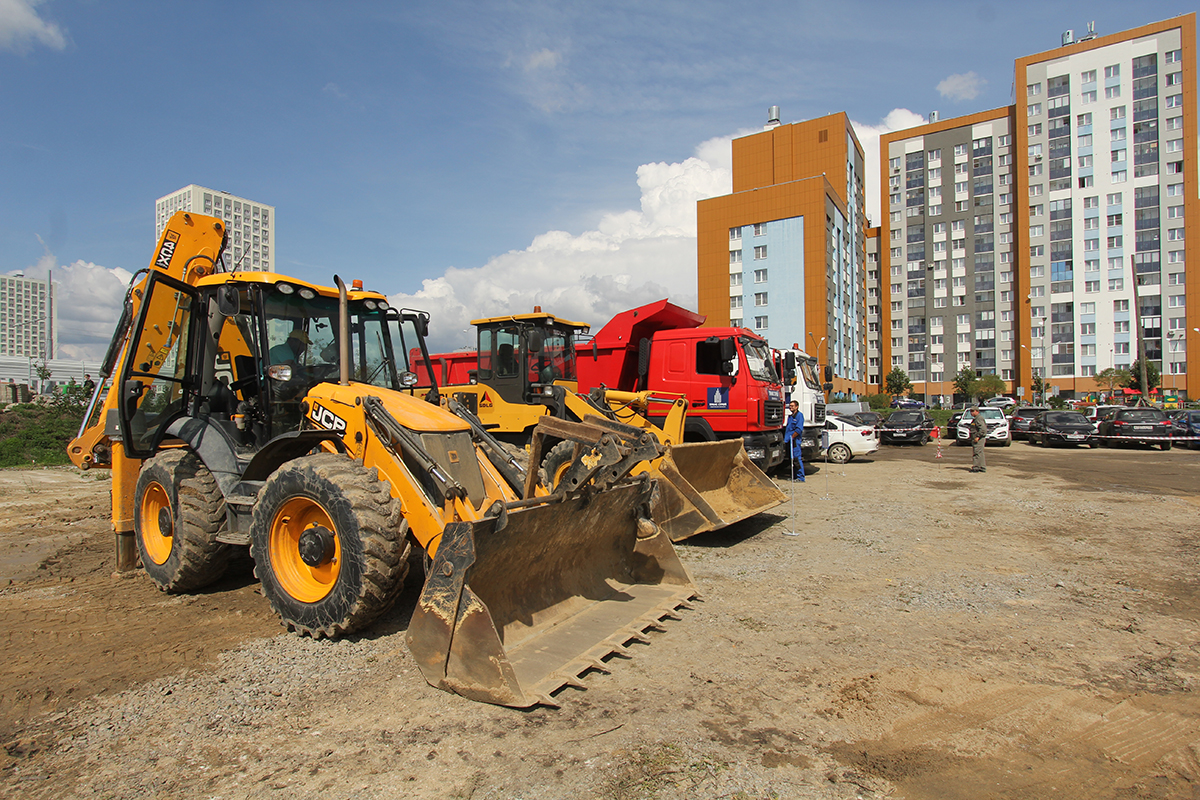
(784, 352), (796, 372)
(527, 329), (544, 353)
(217, 285), (240, 316)
(823, 382), (833, 392)
(824, 364), (833, 382)
(719, 337), (737, 363)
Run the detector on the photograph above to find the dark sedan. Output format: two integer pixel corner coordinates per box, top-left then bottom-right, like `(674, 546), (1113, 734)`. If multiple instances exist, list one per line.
(1010, 406), (1049, 440)
(1028, 410), (1098, 448)
(1171, 410), (1200, 450)
(1098, 407), (1173, 450)
(880, 410), (937, 445)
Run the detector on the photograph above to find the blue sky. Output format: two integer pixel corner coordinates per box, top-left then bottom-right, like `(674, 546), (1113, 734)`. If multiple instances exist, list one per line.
(1, 1), (1194, 356)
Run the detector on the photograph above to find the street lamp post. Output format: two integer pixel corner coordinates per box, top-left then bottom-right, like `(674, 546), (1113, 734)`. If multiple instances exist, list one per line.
(808, 333), (827, 393)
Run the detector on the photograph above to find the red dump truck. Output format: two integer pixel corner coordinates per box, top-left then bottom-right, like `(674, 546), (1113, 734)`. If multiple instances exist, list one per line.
(573, 300), (786, 471)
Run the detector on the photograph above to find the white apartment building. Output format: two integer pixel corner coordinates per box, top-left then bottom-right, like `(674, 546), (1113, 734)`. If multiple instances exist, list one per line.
(155, 185), (276, 272)
(0, 272), (56, 361)
(1016, 16), (1195, 396)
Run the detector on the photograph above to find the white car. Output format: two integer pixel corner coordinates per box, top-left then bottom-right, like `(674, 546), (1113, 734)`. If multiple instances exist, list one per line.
(956, 407), (1012, 446)
(820, 416), (880, 463)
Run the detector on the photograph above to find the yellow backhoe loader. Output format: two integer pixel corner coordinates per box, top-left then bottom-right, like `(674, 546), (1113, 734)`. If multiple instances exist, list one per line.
(68, 211), (696, 708)
(421, 311), (785, 541)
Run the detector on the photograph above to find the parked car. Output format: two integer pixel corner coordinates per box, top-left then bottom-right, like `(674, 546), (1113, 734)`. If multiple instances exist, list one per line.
(851, 410), (884, 428)
(1028, 410), (1098, 448)
(1171, 410), (1200, 450)
(1097, 407), (1173, 450)
(1083, 404), (1123, 423)
(1010, 406), (1050, 440)
(890, 397), (926, 409)
(955, 407), (1012, 446)
(881, 410), (938, 445)
(820, 416), (880, 464)
(983, 396), (1016, 410)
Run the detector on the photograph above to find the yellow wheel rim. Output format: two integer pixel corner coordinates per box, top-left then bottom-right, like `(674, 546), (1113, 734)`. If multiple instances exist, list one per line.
(139, 481), (173, 565)
(268, 496), (342, 603)
(550, 458), (573, 489)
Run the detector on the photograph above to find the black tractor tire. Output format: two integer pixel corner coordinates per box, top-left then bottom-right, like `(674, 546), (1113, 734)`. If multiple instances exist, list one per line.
(134, 449), (232, 593)
(250, 453), (410, 639)
(540, 440), (582, 490)
(827, 442), (853, 464)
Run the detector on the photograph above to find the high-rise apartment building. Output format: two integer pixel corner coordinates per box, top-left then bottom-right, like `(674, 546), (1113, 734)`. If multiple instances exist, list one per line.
(878, 13), (1195, 402)
(155, 185), (276, 272)
(0, 272), (56, 360)
(879, 108), (1018, 402)
(1016, 15), (1197, 401)
(697, 111), (868, 396)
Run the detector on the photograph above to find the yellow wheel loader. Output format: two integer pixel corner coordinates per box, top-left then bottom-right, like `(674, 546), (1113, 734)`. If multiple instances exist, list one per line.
(422, 311), (785, 542)
(68, 211), (696, 708)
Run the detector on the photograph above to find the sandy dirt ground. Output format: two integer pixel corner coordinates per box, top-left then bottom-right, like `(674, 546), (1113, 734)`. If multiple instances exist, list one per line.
(0, 440), (1198, 799)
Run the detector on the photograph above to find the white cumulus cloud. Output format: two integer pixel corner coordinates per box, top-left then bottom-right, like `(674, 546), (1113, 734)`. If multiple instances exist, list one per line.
(389, 135), (736, 352)
(16, 247), (133, 361)
(850, 108), (928, 226)
(937, 71), (985, 102)
(0, 0), (66, 53)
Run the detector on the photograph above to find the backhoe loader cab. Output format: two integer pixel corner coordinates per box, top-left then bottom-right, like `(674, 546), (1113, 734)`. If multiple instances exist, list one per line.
(73, 211), (697, 708)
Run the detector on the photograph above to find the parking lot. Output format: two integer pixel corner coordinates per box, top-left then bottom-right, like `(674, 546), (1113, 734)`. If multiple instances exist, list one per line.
(1, 447), (1198, 799)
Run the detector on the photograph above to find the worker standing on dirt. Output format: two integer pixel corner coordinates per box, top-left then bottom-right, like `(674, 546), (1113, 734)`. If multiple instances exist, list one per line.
(784, 400), (805, 482)
(969, 407), (987, 473)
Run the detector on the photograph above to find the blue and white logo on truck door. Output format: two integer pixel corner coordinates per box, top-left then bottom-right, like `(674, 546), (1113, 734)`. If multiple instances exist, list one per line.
(707, 387), (729, 409)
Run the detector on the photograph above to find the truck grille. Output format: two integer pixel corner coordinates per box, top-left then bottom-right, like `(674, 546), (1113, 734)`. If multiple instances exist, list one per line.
(764, 400), (784, 426)
(812, 402), (826, 424)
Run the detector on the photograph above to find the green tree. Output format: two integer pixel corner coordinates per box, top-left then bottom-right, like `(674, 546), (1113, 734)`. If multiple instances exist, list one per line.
(1127, 358), (1160, 394)
(885, 367), (912, 397)
(1095, 366), (1131, 399)
(952, 366), (977, 401)
(973, 373), (1007, 403)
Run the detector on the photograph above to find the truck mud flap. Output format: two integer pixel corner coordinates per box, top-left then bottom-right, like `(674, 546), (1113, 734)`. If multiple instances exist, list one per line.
(650, 440), (786, 542)
(406, 481), (697, 707)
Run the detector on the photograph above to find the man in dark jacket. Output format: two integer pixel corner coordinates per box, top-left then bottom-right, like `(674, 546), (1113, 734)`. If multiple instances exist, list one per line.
(969, 407), (988, 473)
(784, 400), (805, 481)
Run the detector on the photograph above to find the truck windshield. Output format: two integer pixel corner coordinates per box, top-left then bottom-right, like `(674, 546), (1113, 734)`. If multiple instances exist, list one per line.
(798, 358), (821, 390)
(740, 339), (778, 383)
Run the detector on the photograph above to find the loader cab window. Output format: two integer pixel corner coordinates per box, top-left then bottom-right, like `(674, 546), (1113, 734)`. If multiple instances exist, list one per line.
(528, 326), (577, 384)
(478, 327), (522, 381)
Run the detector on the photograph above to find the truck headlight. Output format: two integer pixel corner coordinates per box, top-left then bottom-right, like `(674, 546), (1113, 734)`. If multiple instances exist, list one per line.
(746, 447), (766, 460)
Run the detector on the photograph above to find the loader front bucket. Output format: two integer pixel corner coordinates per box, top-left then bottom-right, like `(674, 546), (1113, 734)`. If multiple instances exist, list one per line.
(406, 480), (697, 707)
(650, 440), (786, 542)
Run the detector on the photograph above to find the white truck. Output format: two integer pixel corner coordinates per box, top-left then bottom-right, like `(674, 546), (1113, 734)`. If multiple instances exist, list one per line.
(774, 345), (829, 461)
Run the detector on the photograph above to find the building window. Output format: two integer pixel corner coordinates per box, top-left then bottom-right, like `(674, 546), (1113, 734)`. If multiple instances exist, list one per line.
(729, 227), (741, 241)
(754, 316), (768, 330)
(1105, 85), (1121, 99)
(753, 223), (766, 236)
(753, 245), (767, 260)
(730, 296), (742, 309)
(754, 292), (768, 307)
(730, 250), (742, 264)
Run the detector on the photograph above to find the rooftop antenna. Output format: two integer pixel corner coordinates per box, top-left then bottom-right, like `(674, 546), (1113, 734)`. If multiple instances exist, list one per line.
(765, 105), (782, 130)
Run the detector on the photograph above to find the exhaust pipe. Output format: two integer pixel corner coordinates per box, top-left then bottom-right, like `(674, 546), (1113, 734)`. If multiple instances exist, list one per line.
(334, 275), (350, 386)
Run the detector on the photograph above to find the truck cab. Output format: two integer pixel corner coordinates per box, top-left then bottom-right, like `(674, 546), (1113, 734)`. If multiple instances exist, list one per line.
(773, 345), (828, 459)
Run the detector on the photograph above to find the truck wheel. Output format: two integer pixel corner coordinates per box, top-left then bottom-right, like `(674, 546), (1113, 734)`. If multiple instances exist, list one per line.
(1161, 441), (1172, 451)
(540, 440), (581, 490)
(250, 453), (410, 639)
(827, 443), (852, 464)
(135, 450), (231, 593)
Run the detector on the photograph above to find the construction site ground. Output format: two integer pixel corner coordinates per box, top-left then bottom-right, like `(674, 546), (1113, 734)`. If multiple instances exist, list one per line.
(1, 441), (1198, 799)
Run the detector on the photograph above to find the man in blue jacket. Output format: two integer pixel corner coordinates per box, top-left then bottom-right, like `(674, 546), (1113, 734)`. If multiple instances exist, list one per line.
(784, 400), (805, 482)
